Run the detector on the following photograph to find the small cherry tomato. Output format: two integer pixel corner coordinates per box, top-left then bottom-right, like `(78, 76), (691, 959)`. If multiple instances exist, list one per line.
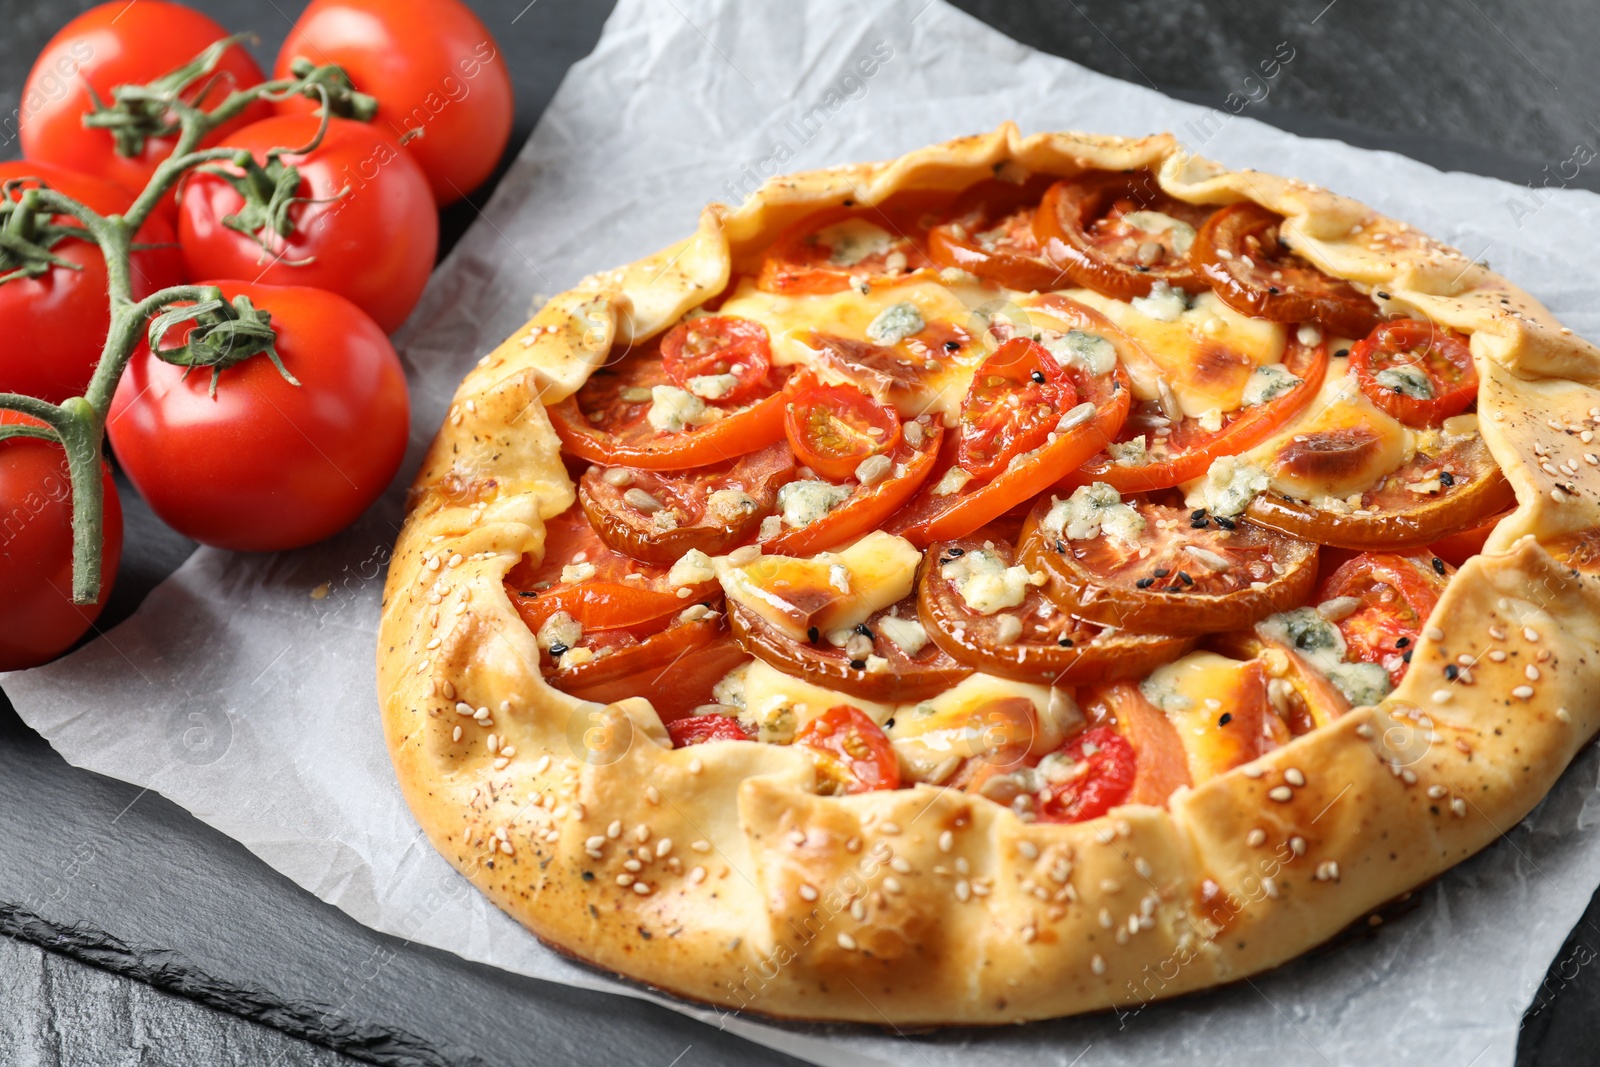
(926, 176), (1066, 291)
(1031, 726), (1138, 824)
(20, 2), (271, 197)
(668, 714), (753, 747)
(1193, 202), (1380, 338)
(793, 705), (900, 794)
(0, 412), (123, 671)
(107, 281), (409, 551)
(177, 115), (437, 333)
(660, 316), (772, 406)
(274, 0), (514, 205)
(0, 161), (185, 403)
(1034, 171), (1213, 300)
(1318, 552), (1449, 687)
(959, 337), (1076, 482)
(784, 374), (902, 481)
(756, 206), (935, 295)
(1348, 318), (1478, 427)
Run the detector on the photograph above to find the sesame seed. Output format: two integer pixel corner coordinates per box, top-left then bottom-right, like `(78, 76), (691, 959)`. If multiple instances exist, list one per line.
(691, 839), (711, 853)
(501, 746), (516, 759)
(954, 856), (970, 875)
(1316, 861), (1339, 881)
(954, 880), (972, 902)
(798, 883), (818, 901)
(1432, 690), (1453, 704)
(1017, 840), (1039, 860)
(891, 857), (912, 874)
(534, 754), (551, 774)
(837, 933), (858, 950)
(689, 866), (707, 885)
(607, 820), (623, 839)
(1100, 878), (1121, 893)
(1268, 786), (1293, 802)
(938, 831), (954, 853)
(1489, 649), (1507, 662)
(585, 835), (606, 850)
(447, 554), (463, 568)
(1526, 664), (1541, 681)
(1246, 828), (1267, 847)
(1451, 797), (1467, 817)
(1091, 954), (1106, 975)
(1262, 877), (1279, 899)
(851, 899), (867, 921)
(493, 757), (509, 770)
(623, 859), (642, 872)
(499, 839), (514, 856)
(455, 702), (474, 716)
(656, 838), (673, 858)
(1524, 626), (1541, 642)
(787, 830), (806, 846)
(1284, 768), (1306, 787)
(1289, 836), (1306, 856)
(1022, 924), (1038, 943)
(1099, 908), (1113, 929)
(633, 882), (652, 895)
(1513, 685), (1535, 700)
(1242, 765), (1265, 779)
(688, 758), (703, 774)
(883, 876), (904, 894)
(616, 874), (634, 887)
(1134, 858), (1152, 878)
(1427, 785), (1447, 799)
(635, 825), (651, 843)
(1424, 626), (1445, 642)
(1489, 625), (1507, 641)
(1401, 768), (1418, 785)
(1558, 707), (1573, 723)
(1355, 723), (1374, 739)
(880, 821), (901, 835)
(451, 725), (462, 742)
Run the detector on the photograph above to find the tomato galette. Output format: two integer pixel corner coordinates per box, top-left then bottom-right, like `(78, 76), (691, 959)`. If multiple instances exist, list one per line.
(378, 126), (1600, 1023)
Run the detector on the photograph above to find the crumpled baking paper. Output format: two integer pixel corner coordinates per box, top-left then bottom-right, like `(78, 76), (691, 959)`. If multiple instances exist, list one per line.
(8, 1), (1600, 1063)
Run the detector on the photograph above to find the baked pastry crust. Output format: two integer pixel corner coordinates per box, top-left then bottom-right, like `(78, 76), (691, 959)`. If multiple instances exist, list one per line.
(377, 125), (1600, 1022)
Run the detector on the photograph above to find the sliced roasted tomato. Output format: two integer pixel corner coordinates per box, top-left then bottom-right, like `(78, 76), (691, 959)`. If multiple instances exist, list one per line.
(1076, 332), (1329, 492)
(760, 419), (943, 557)
(727, 595), (971, 704)
(1017, 495), (1318, 635)
(959, 337), (1077, 481)
(926, 176), (1066, 291)
(1318, 552), (1450, 686)
(1193, 202), (1380, 338)
(660, 315), (773, 406)
(891, 354), (1131, 546)
(918, 534), (1196, 685)
(794, 705), (901, 794)
(668, 713), (754, 747)
(548, 622), (751, 722)
(1084, 684), (1194, 808)
(756, 206), (935, 295)
(783, 373), (902, 480)
(505, 504), (718, 635)
(548, 350), (787, 470)
(1032, 726), (1139, 823)
(1246, 429), (1514, 549)
(1033, 171), (1213, 300)
(1348, 318), (1477, 428)
(1428, 507), (1511, 568)
(578, 440), (796, 564)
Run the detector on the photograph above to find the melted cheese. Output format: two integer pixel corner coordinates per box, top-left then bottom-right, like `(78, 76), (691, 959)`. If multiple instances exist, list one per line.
(740, 659), (892, 739)
(1236, 357), (1414, 501)
(714, 531), (921, 642)
(1139, 651), (1266, 783)
(888, 673), (1079, 780)
(1062, 289), (1285, 417)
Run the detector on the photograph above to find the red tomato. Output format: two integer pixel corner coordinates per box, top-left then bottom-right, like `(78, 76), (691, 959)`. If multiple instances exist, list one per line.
(0, 413), (123, 671)
(274, 0), (514, 205)
(176, 116), (437, 333)
(1318, 552), (1450, 686)
(668, 714), (753, 747)
(959, 337), (1076, 481)
(0, 161), (185, 403)
(19, 2), (270, 198)
(660, 316), (772, 406)
(794, 706), (900, 794)
(107, 281), (409, 551)
(1348, 319), (1478, 427)
(1032, 726), (1138, 823)
(783, 374), (902, 481)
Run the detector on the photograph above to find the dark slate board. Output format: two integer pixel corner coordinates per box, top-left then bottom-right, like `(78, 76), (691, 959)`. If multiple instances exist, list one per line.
(2, 1), (1600, 1064)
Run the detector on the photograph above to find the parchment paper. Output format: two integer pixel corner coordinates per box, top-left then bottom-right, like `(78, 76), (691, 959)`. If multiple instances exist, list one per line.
(9, 1), (1600, 1063)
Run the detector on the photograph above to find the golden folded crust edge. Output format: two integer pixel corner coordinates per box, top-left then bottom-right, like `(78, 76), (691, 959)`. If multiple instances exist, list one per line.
(376, 124), (1600, 1023)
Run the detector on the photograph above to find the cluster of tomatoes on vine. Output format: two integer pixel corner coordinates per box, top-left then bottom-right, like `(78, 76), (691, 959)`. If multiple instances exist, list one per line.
(1, 0), (514, 670)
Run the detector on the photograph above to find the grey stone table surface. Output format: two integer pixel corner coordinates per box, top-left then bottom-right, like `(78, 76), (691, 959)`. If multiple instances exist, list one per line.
(3, 1), (1600, 1064)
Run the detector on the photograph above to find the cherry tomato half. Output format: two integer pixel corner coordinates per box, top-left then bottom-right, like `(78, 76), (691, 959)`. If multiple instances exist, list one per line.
(0, 161), (185, 403)
(1034, 171), (1213, 300)
(926, 176), (1066, 291)
(669, 714), (753, 747)
(784, 374), (902, 481)
(275, 0), (514, 205)
(0, 412), (124, 671)
(660, 315), (772, 406)
(177, 115), (437, 333)
(959, 337), (1076, 482)
(793, 705), (900, 794)
(756, 206), (935, 296)
(1318, 552), (1450, 687)
(20, 2), (271, 197)
(1193, 202), (1380, 339)
(107, 281), (409, 551)
(1348, 318), (1478, 428)
(1032, 726), (1138, 824)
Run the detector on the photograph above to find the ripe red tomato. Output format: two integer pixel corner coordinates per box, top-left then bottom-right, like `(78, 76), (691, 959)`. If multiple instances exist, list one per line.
(0, 161), (185, 403)
(783, 374), (902, 481)
(959, 337), (1076, 482)
(19, 2), (271, 198)
(793, 705), (900, 794)
(107, 281), (409, 551)
(177, 115), (437, 333)
(273, 0), (514, 205)
(0, 413), (124, 671)
(668, 715), (753, 748)
(660, 316), (772, 405)
(1032, 726), (1137, 824)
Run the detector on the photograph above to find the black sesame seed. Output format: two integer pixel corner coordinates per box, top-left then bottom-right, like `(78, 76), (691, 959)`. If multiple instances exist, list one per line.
(1055, 539), (1067, 554)
(1191, 518), (1209, 529)
(1136, 577), (1155, 589)
(1432, 557), (1447, 575)
(1218, 712), (1233, 726)
(1402, 649), (1414, 663)
(1335, 348), (1349, 359)
(849, 659), (867, 670)
(1153, 568), (1170, 578)
(582, 871), (595, 881)
(1396, 636), (1410, 648)
(1059, 637), (1075, 648)
(549, 643), (569, 657)
(1376, 290), (1391, 300)
(1215, 515), (1236, 530)
(854, 622), (874, 637)
(1191, 509), (1207, 520)
(1445, 664), (1460, 680)
(1439, 470), (1456, 487)
(842, 198), (854, 207)
(944, 340), (961, 352)
(1267, 285), (1281, 295)
(1135, 264), (1150, 272)
(807, 626), (820, 643)
(1178, 571), (1194, 585)
(947, 547), (965, 557)
(883, 717), (895, 729)
(1030, 370), (1046, 384)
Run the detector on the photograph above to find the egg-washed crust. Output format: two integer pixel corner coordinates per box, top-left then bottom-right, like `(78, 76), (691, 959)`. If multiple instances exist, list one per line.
(377, 124), (1600, 1023)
